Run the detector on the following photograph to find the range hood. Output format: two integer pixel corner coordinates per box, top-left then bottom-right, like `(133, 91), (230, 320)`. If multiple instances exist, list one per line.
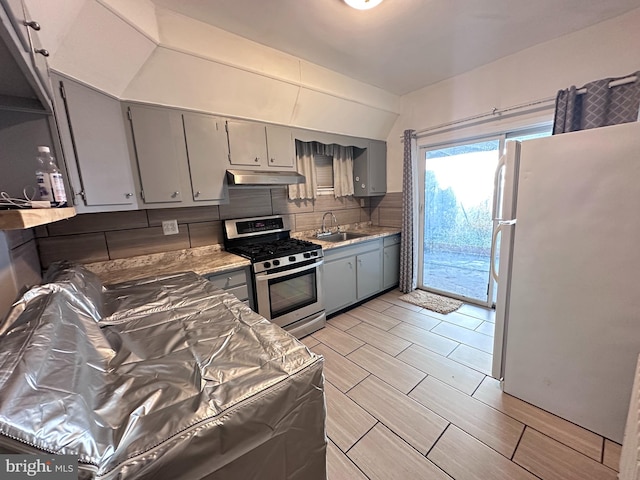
(226, 170), (305, 186)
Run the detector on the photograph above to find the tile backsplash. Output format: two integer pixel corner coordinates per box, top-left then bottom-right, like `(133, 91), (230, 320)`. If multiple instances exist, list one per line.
(36, 189), (402, 268)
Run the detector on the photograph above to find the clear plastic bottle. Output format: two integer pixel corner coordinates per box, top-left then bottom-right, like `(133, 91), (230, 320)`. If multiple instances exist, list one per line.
(35, 146), (67, 207)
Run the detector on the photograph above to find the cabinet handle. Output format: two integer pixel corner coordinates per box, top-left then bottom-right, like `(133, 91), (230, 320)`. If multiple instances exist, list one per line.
(270, 158), (275, 163)
(348, 262), (353, 268)
(35, 48), (49, 57)
(25, 20), (41, 31)
(125, 193), (133, 198)
(171, 191), (180, 198)
(254, 157), (260, 162)
(194, 191), (201, 197)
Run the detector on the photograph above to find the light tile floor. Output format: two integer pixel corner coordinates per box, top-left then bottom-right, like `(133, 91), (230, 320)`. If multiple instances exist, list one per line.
(304, 289), (621, 480)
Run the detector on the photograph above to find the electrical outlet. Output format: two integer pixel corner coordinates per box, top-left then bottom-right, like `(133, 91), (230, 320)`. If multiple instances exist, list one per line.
(162, 220), (179, 235)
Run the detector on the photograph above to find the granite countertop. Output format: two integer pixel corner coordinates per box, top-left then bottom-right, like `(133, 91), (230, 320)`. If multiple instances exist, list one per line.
(84, 244), (250, 285)
(85, 226), (401, 285)
(293, 225), (401, 250)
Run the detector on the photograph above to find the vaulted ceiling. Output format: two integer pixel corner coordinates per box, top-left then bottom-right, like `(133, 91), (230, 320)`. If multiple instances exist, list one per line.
(150, 0), (640, 95)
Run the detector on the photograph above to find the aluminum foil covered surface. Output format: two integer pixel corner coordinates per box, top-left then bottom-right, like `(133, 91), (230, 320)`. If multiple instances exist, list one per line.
(0, 263), (326, 479)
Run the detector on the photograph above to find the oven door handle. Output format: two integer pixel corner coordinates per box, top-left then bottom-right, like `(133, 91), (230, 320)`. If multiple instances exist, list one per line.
(256, 259), (323, 281)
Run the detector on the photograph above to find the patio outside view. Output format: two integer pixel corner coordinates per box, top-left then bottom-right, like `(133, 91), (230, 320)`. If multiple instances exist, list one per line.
(422, 141), (499, 302)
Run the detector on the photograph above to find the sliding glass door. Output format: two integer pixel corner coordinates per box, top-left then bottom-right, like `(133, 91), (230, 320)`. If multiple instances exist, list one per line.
(418, 127), (552, 306)
(419, 139), (500, 305)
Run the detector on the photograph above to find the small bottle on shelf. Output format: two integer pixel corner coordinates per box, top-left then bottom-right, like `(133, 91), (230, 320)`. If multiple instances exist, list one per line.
(35, 146), (67, 207)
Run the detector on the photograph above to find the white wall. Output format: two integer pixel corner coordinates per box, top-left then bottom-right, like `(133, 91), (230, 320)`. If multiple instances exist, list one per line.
(386, 7), (640, 192)
(32, 0), (399, 140)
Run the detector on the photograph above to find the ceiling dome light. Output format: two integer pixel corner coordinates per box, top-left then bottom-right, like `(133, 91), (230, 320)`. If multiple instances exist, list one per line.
(344, 0), (384, 10)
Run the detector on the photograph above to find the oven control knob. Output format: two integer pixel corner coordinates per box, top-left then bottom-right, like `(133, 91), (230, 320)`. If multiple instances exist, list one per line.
(273, 260), (280, 266)
(303, 252), (311, 259)
(289, 256), (296, 262)
(311, 251), (318, 256)
(263, 262), (271, 269)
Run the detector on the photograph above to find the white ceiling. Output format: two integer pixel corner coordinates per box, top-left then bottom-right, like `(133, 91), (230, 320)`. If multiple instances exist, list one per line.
(150, 0), (640, 96)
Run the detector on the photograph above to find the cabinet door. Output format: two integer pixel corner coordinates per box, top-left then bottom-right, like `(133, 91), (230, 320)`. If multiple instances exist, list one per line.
(324, 256), (357, 314)
(1, 0), (29, 50)
(353, 140), (387, 197)
(128, 105), (186, 204)
(57, 77), (136, 206)
(383, 243), (400, 289)
(183, 113), (229, 202)
(368, 140), (387, 195)
(226, 120), (267, 167)
(21, 1), (51, 98)
(265, 125), (294, 168)
(357, 249), (382, 299)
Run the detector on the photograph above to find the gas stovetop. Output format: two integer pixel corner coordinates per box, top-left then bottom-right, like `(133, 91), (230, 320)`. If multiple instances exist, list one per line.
(227, 238), (322, 263)
(223, 215), (324, 272)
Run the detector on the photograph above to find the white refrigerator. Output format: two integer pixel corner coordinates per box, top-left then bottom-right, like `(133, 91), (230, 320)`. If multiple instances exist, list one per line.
(492, 121), (640, 443)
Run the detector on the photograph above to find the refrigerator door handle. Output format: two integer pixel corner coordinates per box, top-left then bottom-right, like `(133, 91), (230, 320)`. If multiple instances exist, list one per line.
(491, 220), (516, 282)
(492, 154), (507, 221)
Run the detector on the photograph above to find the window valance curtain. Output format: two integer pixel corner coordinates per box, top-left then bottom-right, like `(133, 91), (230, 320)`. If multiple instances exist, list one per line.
(288, 140), (318, 200)
(553, 71), (640, 134)
(288, 141), (354, 200)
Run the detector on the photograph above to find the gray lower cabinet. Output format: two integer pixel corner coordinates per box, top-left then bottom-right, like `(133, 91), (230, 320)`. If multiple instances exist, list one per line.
(323, 256), (357, 314)
(357, 249), (382, 299)
(383, 234), (401, 289)
(204, 267), (252, 307)
(125, 103), (229, 207)
(323, 239), (383, 315)
(53, 74), (138, 211)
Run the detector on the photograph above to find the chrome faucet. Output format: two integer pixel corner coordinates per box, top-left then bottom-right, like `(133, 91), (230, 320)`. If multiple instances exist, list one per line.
(321, 211), (338, 235)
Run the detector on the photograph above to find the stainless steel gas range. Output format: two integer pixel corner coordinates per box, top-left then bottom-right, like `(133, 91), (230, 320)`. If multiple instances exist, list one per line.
(223, 215), (325, 338)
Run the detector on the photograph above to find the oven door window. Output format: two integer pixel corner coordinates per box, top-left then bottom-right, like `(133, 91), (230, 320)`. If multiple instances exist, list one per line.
(268, 268), (318, 319)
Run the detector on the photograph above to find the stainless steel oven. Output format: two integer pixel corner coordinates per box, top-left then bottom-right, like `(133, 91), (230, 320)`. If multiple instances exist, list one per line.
(255, 256), (324, 338)
(223, 215), (326, 338)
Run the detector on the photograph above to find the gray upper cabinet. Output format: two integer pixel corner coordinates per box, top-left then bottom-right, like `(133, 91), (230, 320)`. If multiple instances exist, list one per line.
(227, 120), (267, 167)
(53, 75), (137, 211)
(183, 112), (229, 202)
(227, 120), (295, 170)
(353, 140), (387, 197)
(0, 0), (52, 111)
(126, 103), (229, 208)
(1, 0), (29, 51)
(127, 104), (187, 204)
(265, 125), (294, 168)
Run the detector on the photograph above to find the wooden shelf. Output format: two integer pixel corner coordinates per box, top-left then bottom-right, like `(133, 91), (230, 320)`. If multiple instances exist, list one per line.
(0, 207), (76, 230)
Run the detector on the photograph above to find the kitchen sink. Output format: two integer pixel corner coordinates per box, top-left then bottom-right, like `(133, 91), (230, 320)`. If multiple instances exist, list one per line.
(313, 231), (370, 243)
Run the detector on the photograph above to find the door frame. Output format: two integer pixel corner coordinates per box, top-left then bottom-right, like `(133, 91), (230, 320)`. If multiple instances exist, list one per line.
(417, 134), (505, 308)
(416, 125), (552, 308)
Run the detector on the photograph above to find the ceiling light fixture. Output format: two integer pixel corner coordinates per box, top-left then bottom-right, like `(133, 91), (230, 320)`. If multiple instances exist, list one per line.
(344, 0), (383, 10)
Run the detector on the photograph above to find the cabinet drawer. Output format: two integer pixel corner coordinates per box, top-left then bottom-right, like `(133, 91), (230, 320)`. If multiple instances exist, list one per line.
(205, 269), (247, 290)
(324, 238), (382, 262)
(384, 234), (400, 247)
(226, 284), (249, 301)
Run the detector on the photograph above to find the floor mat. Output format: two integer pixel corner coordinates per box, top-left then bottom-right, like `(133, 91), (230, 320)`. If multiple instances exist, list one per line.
(398, 290), (463, 314)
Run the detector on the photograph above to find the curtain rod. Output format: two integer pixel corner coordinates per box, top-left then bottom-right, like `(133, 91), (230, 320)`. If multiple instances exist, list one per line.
(404, 74), (638, 139)
(576, 75), (637, 94)
(403, 96), (555, 139)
